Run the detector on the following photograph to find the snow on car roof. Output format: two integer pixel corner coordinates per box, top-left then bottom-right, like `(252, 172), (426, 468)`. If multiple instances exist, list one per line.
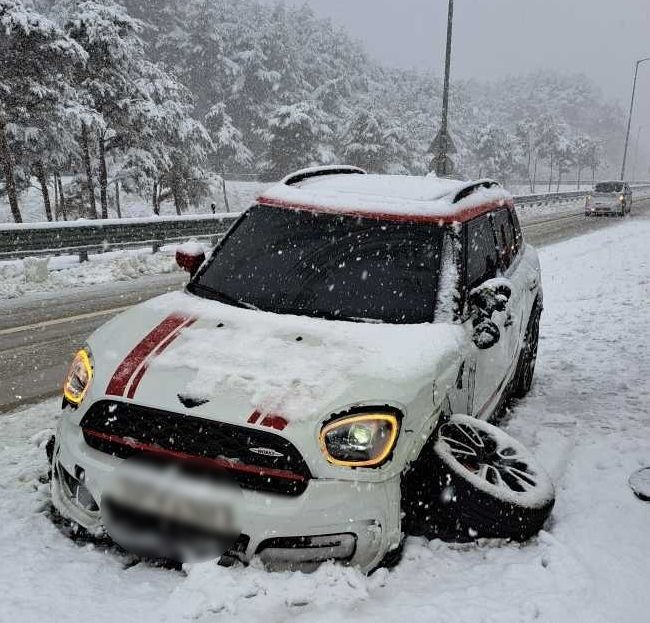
(257, 168), (513, 223)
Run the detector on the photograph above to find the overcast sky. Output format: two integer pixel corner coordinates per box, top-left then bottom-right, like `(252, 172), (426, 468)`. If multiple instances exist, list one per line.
(277, 0), (650, 148)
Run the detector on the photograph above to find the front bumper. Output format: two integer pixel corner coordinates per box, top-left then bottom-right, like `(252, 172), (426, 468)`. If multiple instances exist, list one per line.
(586, 204), (622, 215)
(50, 417), (402, 573)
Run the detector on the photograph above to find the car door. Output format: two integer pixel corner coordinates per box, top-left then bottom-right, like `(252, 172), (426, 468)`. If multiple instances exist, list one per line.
(464, 213), (511, 418)
(492, 207), (527, 381)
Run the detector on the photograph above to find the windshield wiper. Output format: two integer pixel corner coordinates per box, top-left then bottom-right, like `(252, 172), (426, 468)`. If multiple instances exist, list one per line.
(187, 282), (259, 311)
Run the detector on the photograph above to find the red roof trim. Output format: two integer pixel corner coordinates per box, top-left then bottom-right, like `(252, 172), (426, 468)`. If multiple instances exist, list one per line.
(256, 195), (513, 225)
(83, 428), (306, 482)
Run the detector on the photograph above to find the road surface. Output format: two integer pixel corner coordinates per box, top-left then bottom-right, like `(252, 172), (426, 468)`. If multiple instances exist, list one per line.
(1, 200), (648, 412)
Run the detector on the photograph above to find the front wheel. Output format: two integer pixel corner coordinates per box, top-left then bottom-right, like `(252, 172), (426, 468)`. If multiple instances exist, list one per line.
(420, 415), (555, 541)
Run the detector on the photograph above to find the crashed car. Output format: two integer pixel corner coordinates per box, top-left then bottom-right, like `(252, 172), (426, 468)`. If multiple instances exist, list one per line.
(50, 166), (555, 573)
(585, 181), (632, 216)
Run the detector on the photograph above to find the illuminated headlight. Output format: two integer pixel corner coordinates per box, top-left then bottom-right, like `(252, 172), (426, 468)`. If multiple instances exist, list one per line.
(63, 347), (94, 406)
(319, 412), (400, 467)
(619, 195), (625, 202)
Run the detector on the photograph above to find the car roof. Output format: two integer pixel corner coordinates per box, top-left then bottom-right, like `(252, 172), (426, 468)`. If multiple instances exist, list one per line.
(257, 166), (513, 224)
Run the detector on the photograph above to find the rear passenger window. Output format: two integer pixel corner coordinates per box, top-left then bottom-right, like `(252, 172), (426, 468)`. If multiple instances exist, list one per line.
(492, 208), (517, 271)
(466, 214), (498, 289)
(510, 208), (523, 254)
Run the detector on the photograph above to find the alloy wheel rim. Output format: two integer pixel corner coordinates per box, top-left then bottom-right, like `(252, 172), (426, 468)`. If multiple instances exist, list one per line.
(439, 421), (539, 494)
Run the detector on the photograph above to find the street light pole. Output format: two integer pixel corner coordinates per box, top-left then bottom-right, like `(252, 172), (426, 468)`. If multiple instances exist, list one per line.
(631, 124), (650, 181)
(433, 0), (455, 176)
(620, 56), (650, 181)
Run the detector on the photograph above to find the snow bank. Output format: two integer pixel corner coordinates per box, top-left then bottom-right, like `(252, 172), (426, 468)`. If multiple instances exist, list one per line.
(1, 219), (650, 622)
(0, 248), (181, 299)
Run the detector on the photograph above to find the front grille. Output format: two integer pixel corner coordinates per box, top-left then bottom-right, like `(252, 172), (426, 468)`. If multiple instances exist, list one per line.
(80, 401), (311, 495)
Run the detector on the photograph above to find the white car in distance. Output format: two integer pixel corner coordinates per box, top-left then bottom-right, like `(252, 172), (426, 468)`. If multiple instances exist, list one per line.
(585, 181), (632, 216)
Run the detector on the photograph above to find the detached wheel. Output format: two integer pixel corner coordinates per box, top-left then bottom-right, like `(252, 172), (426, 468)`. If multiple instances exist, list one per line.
(512, 303), (541, 398)
(427, 415), (555, 541)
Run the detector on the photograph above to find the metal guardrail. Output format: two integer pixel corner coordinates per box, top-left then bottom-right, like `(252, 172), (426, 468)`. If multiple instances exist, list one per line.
(515, 184), (650, 207)
(0, 213), (240, 261)
(2, 185), (650, 262)
(513, 190), (587, 207)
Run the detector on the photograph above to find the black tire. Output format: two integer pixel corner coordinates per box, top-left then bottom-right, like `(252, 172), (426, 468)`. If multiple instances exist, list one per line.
(403, 415), (555, 542)
(512, 302), (541, 398)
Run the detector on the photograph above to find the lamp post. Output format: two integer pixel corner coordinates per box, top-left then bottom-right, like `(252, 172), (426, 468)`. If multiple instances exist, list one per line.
(431, 0), (456, 176)
(620, 56), (650, 181)
(631, 124), (650, 182)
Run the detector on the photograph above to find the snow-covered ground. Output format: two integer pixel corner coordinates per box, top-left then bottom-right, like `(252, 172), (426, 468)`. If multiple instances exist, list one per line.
(1, 218), (648, 622)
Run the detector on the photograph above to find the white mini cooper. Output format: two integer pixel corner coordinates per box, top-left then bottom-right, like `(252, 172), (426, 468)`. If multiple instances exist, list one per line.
(51, 166), (554, 572)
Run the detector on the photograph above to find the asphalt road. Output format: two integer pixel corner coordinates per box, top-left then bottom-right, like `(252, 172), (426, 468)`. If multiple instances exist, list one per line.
(1, 200), (649, 412)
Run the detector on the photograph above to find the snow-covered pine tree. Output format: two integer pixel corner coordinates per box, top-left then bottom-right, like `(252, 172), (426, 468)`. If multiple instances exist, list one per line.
(555, 135), (576, 191)
(534, 116), (562, 191)
(574, 135), (595, 189)
(342, 109), (389, 173)
(63, 0), (151, 219)
(0, 0), (86, 222)
(204, 103), (252, 175)
(261, 102), (325, 182)
(134, 61), (214, 215)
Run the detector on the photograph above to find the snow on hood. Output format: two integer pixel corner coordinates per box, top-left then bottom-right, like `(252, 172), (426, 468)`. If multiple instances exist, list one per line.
(133, 291), (465, 422)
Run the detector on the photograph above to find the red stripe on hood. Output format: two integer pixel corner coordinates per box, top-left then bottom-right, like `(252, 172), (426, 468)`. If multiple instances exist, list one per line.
(106, 313), (193, 397)
(125, 316), (197, 399)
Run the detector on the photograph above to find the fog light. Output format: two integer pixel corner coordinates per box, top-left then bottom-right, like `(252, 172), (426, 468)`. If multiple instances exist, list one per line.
(58, 463), (98, 512)
(256, 533), (357, 566)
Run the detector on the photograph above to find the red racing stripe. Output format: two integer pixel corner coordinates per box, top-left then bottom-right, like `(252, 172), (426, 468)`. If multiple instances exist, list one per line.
(125, 316), (197, 399)
(106, 314), (193, 397)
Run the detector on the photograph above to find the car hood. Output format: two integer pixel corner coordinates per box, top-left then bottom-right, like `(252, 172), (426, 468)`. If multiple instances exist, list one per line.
(87, 291), (465, 427)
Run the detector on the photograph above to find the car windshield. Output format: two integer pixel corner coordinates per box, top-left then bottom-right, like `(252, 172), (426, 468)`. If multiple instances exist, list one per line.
(595, 182), (623, 193)
(188, 205), (446, 324)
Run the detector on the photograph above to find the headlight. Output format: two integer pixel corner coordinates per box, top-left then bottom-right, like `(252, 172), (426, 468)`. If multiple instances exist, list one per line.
(319, 411), (400, 467)
(63, 347), (94, 406)
(619, 195), (625, 202)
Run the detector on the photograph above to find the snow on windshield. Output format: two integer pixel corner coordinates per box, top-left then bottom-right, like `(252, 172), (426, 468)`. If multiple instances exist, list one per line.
(190, 205), (448, 324)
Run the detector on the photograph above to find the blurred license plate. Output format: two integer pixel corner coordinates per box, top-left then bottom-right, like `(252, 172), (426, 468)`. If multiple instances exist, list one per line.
(107, 466), (235, 532)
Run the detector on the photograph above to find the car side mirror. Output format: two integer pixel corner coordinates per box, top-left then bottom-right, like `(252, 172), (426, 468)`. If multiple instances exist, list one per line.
(472, 319), (501, 350)
(469, 278), (513, 350)
(175, 241), (206, 277)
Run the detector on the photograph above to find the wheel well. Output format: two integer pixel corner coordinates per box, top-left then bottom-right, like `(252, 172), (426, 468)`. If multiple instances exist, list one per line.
(399, 397), (452, 535)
